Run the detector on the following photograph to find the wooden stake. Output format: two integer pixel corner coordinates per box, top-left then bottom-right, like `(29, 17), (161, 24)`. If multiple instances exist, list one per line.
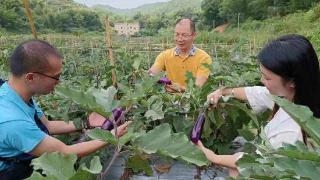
(22, 0), (37, 39)
(104, 16), (117, 87)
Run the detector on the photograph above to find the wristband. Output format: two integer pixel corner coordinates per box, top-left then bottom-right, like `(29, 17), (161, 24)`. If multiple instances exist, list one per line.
(230, 88), (235, 97)
(83, 120), (93, 130)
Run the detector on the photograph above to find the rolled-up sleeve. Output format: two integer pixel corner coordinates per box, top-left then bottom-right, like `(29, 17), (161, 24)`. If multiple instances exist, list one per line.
(244, 86), (274, 114)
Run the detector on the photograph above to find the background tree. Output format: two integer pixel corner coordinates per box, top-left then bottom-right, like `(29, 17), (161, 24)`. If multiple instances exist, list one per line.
(201, 0), (225, 29)
(0, 0), (28, 32)
(219, 0), (250, 24)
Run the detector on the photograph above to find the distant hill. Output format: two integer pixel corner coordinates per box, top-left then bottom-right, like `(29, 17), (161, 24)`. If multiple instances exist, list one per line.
(91, 0), (202, 16)
(47, 0), (86, 10)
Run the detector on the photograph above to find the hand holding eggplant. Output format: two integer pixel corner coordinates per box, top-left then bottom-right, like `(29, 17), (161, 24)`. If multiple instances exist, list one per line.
(158, 77), (172, 85)
(101, 107), (125, 131)
(196, 141), (217, 163)
(111, 121), (132, 137)
(88, 112), (106, 127)
(165, 83), (186, 93)
(207, 89), (223, 107)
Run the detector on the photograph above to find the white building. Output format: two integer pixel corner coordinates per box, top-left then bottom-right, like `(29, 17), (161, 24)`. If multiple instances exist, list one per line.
(114, 23), (140, 36)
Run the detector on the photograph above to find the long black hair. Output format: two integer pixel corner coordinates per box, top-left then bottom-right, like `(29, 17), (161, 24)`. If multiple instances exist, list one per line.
(258, 34), (320, 118)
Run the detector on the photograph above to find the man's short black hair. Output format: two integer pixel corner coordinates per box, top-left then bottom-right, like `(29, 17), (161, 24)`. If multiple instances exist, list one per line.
(176, 18), (196, 33)
(10, 39), (62, 77)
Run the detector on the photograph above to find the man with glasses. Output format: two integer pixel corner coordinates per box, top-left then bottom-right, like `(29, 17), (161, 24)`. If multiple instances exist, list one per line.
(33, 71), (60, 81)
(0, 40), (130, 180)
(148, 18), (212, 92)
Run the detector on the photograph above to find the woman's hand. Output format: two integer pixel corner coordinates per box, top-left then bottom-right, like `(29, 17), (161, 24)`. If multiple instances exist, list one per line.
(196, 141), (216, 159)
(111, 121), (132, 137)
(207, 89), (223, 107)
(88, 112), (105, 127)
(197, 141), (241, 170)
(88, 112), (132, 137)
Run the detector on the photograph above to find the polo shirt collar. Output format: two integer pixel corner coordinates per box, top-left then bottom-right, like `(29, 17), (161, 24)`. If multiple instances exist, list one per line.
(174, 45), (196, 56)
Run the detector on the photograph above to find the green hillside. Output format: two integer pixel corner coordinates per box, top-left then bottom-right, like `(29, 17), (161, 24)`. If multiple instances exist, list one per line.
(92, 0), (202, 16)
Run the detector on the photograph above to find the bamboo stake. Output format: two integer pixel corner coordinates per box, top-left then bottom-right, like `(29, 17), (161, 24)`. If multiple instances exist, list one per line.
(104, 16), (117, 87)
(22, 0), (37, 39)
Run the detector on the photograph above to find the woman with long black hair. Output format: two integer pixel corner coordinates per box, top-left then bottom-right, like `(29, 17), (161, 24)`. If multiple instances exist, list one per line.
(197, 34), (320, 176)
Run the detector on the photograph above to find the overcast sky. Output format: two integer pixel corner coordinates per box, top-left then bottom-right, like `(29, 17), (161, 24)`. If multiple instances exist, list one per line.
(74, 0), (170, 9)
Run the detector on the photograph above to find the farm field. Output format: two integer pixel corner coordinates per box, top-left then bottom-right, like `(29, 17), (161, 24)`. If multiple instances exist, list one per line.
(1, 0), (320, 179)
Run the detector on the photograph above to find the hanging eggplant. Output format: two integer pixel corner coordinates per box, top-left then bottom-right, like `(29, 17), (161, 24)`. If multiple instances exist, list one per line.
(101, 107), (124, 131)
(190, 112), (206, 144)
(189, 101), (210, 144)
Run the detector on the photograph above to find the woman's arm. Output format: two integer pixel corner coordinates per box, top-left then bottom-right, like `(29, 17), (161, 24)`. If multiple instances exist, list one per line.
(40, 112), (106, 135)
(30, 121), (131, 157)
(207, 87), (247, 106)
(197, 141), (239, 169)
(40, 117), (78, 134)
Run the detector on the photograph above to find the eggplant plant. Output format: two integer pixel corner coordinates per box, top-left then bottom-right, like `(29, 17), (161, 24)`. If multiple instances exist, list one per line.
(34, 83), (209, 179)
(26, 43), (263, 179)
(236, 96), (320, 180)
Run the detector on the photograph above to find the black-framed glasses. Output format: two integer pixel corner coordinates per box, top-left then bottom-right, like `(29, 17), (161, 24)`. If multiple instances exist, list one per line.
(174, 33), (193, 39)
(33, 72), (60, 81)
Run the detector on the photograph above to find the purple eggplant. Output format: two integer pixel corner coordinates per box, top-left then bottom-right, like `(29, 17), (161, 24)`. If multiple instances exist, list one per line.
(158, 77), (172, 85)
(190, 112), (206, 144)
(101, 120), (113, 131)
(101, 108), (124, 131)
(112, 107), (123, 120)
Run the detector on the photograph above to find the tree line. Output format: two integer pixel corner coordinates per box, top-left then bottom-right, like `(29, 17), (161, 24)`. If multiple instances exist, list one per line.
(0, 0), (319, 34)
(201, 0), (320, 28)
(0, 0), (102, 33)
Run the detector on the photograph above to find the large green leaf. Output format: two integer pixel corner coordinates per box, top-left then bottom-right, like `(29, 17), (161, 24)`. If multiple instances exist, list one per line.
(276, 142), (320, 162)
(133, 123), (209, 166)
(237, 141), (320, 179)
(79, 156), (102, 174)
(69, 170), (95, 180)
(172, 114), (193, 134)
(126, 154), (153, 176)
(87, 128), (117, 145)
(27, 172), (57, 180)
(119, 124), (146, 145)
(118, 75), (159, 106)
(273, 157), (320, 179)
(87, 123), (144, 146)
(70, 156), (102, 180)
(31, 152), (77, 180)
(55, 85), (119, 117)
(237, 154), (293, 179)
(223, 100), (259, 128)
(28, 153), (102, 180)
(208, 108), (225, 129)
(144, 95), (164, 120)
(238, 129), (256, 141)
(272, 96), (320, 145)
(238, 163), (290, 179)
(202, 114), (212, 139)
